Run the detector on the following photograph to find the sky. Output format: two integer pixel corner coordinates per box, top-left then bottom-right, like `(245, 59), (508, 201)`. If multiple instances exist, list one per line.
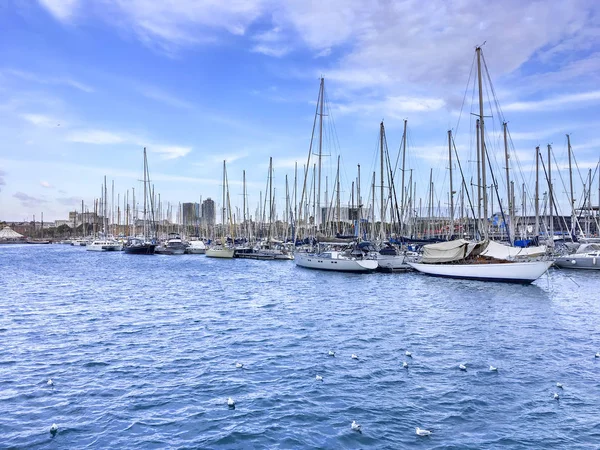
(1, 0), (599, 223)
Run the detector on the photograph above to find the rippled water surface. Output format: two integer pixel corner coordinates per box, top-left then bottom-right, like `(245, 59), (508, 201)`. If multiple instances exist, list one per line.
(2, 244), (600, 448)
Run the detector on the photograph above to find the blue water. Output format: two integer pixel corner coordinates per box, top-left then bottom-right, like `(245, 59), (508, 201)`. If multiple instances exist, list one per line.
(1, 245), (600, 448)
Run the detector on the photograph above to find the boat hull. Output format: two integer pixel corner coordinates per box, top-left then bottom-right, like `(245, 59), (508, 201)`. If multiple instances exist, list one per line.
(87, 242), (123, 252)
(206, 247), (235, 258)
(124, 244), (156, 255)
(376, 254), (412, 272)
(554, 256), (600, 270)
(295, 253), (378, 272)
(408, 261), (553, 283)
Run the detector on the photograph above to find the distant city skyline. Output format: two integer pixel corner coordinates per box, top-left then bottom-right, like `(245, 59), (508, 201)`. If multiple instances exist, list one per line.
(1, 0), (599, 221)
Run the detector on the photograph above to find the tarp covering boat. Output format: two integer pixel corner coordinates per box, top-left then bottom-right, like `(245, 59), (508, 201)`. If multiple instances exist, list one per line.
(479, 240), (546, 260)
(420, 239), (487, 263)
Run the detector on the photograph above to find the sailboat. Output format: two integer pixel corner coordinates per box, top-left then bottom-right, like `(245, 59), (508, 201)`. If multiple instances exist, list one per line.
(206, 160), (235, 258)
(408, 46), (552, 283)
(87, 176), (122, 252)
(125, 147), (156, 255)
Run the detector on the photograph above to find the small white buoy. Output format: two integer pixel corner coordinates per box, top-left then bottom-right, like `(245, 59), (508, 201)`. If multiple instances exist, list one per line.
(403, 361), (408, 368)
(47, 379), (54, 386)
(328, 351), (335, 357)
(553, 393), (560, 400)
(556, 382), (563, 389)
(459, 364), (467, 371)
(351, 420), (361, 432)
(416, 427), (432, 436)
(489, 365), (498, 371)
(227, 397), (235, 407)
(351, 354), (358, 360)
(235, 363), (243, 369)
(405, 351), (412, 358)
(315, 375), (323, 382)
(50, 423), (58, 434)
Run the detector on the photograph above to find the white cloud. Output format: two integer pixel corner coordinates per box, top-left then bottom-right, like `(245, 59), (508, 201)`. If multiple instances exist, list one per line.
(40, 180), (54, 188)
(20, 113), (61, 128)
(138, 86), (194, 109)
(151, 145), (192, 159)
(3, 68), (93, 93)
(503, 90), (600, 112)
(66, 129), (125, 145)
(38, 0), (80, 22)
(252, 44), (290, 58)
(333, 95), (445, 119)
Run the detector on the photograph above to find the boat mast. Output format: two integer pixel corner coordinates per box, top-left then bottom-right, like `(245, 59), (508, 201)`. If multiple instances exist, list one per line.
(143, 147), (147, 241)
(317, 77), (324, 234)
(503, 123), (513, 243)
(476, 46), (488, 239)
(380, 121), (385, 240)
(336, 155), (341, 235)
(535, 146), (540, 237)
(268, 156), (273, 241)
(371, 171), (376, 240)
(448, 129), (454, 239)
(567, 134), (575, 238)
(400, 119), (407, 236)
(222, 160), (226, 241)
(476, 119), (481, 231)
(547, 144), (553, 243)
(357, 164), (361, 239)
(243, 170), (247, 241)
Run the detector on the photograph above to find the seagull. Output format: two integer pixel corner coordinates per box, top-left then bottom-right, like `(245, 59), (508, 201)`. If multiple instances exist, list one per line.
(50, 423), (58, 435)
(595, 352), (600, 358)
(459, 364), (467, 371)
(227, 397), (235, 408)
(416, 427), (432, 436)
(553, 393), (560, 400)
(489, 365), (498, 371)
(405, 351), (412, 358)
(47, 379), (54, 386)
(556, 382), (563, 389)
(403, 361), (409, 369)
(328, 351), (335, 357)
(315, 375), (323, 382)
(351, 354), (359, 360)
(235, 363), (243, 369)
(351, 420), (362, 432)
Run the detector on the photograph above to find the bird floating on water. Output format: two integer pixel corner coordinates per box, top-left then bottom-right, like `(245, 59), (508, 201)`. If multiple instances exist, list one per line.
(227, 397), (235, 408)
(416, 427), (432, 436)
(47, 379), (54, 386)
(50, 423), (58, 435)
(403, 361), (408, 368)
(556, 382), (563, 389)
(489, 365), (498, 371)
(235, 363), (243, 369)
(351, 354), (358, 360)
(328, 351), (335, 357)
(351, 420), (361, 432)
(315, 375), (323, 382)
(405, 351), (412, 357)
(553, 393), (560, 400)
(459, 364), (467, 371)
(595, 352), (600, 358)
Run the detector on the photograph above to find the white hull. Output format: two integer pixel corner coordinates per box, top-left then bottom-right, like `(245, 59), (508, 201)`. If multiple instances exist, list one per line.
(376, 254), (412, 271)
(206, 247), (235, 258)
(408, 260), (553, 283)
(554, 255), (600, 270)
(86, 241), (122, 252)
(186, 248), (206, 254)
(295, 252), (378, 272)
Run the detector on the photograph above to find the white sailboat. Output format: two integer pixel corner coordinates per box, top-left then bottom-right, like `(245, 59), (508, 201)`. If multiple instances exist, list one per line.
(206, 160), (235, 259)
(295, 244), (378, 272)
(408, 46), (552, 284)
(87, 176), (122, 252)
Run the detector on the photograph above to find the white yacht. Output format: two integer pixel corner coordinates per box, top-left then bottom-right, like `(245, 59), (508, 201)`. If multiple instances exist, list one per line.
(554, 244), (600, 270)
(86, 239), (122, 252)
(295, 242), (378, 272)
(186, 240), (207, 254)
(206, 245), (235, 258)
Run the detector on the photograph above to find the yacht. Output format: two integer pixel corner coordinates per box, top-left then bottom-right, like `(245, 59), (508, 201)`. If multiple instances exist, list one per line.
(87, 238), (122, 252)
(295, 242), (378, 272)
(186, 240), (206, 254)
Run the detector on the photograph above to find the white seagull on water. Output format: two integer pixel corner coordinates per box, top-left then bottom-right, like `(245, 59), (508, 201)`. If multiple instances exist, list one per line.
(315, 375), (323, 382)
(47, 379), (54, 386)
(235, 363), (243, 369)
(50, 423), (58, 434)
(556, 382), (563, 389)
(328, 350), (335, 357)
(416, 427), (432, 436)
(403, 361), (408, 368)
(553, 393), (560, 400)
(459, 364), (467, 371)
(351, 420), (361, 432)
(595, 352), (600, 358)
(227, 397), (235, 407)
(351, 354), (359, 360)
(405, 351), (412, 357)
(489, 365), (498, 371)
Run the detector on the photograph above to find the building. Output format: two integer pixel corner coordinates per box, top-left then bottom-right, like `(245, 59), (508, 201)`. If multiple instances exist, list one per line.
(182, 202), (200, 227)
(201, 198), (216, 227)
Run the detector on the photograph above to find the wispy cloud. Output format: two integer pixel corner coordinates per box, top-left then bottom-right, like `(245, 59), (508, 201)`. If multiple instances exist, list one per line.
(40, 180), (54, 189)
(66, 129), (126, 145)
(13, 191), (48, 208)
(56, 196), (81, 206)
(333, 95), (445, 119)
(207, 152), (248, 164)
(38, 0), (80, 22)
(504, 90), (600, 112)
(138, 85), (195, 109)
(20, 113), (62, 128)
(3, 68), (93, 93)
(151, 145), (192, 160)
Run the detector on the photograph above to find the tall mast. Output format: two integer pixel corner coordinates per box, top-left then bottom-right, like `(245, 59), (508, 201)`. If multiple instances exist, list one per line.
(503, 123), (512, 243)
(357, 164), (361, 238)
(222, 160), (226, 237)
(548, 144), (553, 242)
(448, 129), (454, 239)
(317, 77), (324, 233)
(294, 162), (297, 243)
(143, 147), (147, 240)
(567, 134), (575, 238)
(535, 146), (540, 236)
(428, 168), (433, 238)
(243, 170), (247, 240)
(336, 155), (341, 234)
(104, 175), (108, 235)
(476, 46), (488, 239)
(380, 121), (385, 239)
(268, 156), (273, 241)
(400, 119), (407, 235)
(371, 171), (376, 240)
(476, 119), (482, 227)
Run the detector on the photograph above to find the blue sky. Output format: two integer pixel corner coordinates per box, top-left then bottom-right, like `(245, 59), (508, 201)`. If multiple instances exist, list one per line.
(1, 0), (599, 222)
